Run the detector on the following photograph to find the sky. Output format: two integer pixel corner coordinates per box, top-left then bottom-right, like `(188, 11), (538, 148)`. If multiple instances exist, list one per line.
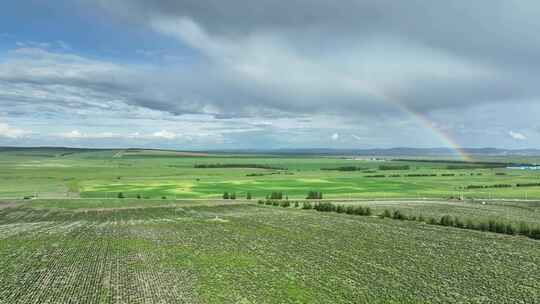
(0, 0), (539, 150)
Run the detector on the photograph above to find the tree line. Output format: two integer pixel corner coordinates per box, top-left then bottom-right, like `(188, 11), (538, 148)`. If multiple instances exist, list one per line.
(194, 163), (286, 170)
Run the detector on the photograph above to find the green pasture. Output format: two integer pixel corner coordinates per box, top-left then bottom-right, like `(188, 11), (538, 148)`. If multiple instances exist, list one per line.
(0, 148), (539, 200)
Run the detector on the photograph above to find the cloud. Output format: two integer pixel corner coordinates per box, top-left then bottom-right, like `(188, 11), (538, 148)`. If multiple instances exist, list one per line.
(56, 129), (184, 141)
(82, 0), (540, 119)
(152, 130), (177, 140)
(0, 122), (30, 138)
(58, 130), (118, 139)
(2, 2), (540, 148)
(509, 131), (527, 141)
(331, 133), (339, 141)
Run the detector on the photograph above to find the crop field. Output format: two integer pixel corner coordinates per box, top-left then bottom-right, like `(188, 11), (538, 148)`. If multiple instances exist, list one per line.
(0, 199), (539, 303)
(1, 148), (540, 200)
(1, 149), (540, 303)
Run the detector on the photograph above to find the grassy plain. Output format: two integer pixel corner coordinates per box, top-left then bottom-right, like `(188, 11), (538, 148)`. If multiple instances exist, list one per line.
(1, 149), (540, 303)
(0, 199), (539, 303)
(1, 148), (539, 200)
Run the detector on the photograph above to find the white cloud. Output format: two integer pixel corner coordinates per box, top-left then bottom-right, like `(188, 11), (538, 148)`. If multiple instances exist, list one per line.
(351, 134), (364, 141)
(331, 133), (339, 141)
(508, 131), (527, 140)
(152, 130), (177, 140)
(0, 122), (30, 138)
(58, 130), (118, 139)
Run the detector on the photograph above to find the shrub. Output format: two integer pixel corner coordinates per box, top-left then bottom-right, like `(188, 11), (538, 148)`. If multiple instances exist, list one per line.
(440, 215), (454, 227)
(306, 191), (323, 199)
(246, 192), (252, 200)
(365, 207), (372, 216)
(270, 192), (283, 200)
(257, 200), (264, 205)
(392, 210), (407, 220)
(380, 209), (392, 218)
(505, 224), (515, 235)
(345, 206), (355, 215)
(302, 202), (313, 210)
(280, 200), (291, 208)
(117, 192), (124, 199)
(428, 217), (438, 225)
(223, 192), (230, 199)
(379, 165), (410, 171)
(529, 228), (540, 239)
(230, 192), (237, 200)
(314, 202), (335, 212)
(518, 222), (531, 235)
(294, 201), (299, 208)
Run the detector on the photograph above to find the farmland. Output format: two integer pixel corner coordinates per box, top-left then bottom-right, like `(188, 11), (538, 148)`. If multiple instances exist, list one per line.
(1, 199), (539, 303)
(1, 148), (539, 303)
(1, 148), (540, 200)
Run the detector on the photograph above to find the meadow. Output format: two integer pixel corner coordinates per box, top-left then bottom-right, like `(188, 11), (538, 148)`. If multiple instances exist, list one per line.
(1, 148), (539, 200)
(0, 199), (539, 303)
(1, 148), (540, 303)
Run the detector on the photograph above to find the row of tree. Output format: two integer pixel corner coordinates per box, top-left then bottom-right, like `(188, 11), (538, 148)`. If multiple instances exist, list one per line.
(379, 209), (540, 239)
(256, 199), (540, 240)
(321, 166), (368, 172)
(306, 191), (323, 199)
(195, 163), (285, 170)
(223, 192), (253, 200)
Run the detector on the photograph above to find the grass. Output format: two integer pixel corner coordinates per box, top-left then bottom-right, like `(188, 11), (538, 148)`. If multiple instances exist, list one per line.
(1, 149), (540, 200)
(0, 200), (539, 303)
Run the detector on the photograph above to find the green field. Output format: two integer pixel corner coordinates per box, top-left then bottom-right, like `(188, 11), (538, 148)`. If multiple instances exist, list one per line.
(1, 148), (539, 200)
(1, 199), (539, 303)
(1, 148), (540, 303)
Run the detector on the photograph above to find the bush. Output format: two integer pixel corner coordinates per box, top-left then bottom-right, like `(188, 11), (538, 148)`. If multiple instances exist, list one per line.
(270, 192), (283, 200)
(302, 202), (313, 210)
(518, 222), (531, 235)
(392, 210), (407, 220)
(306, 191), (323, 199)
(280, 200), (291, 208)
(381, 209), (392, 218)
(379, 165), (410, 171)
(230, 192), (236, 200)
(354, 206), (367, 216)
(314, 202), (335, 212)
(345, 206), (355, 215)
(294, 201), (299, 208)
(223, 192), (229, 199)
(246, 192), (252, 200)
(440, 215), (454, 227)
(365, 207), (372, 216)
(117, 192), (124, 199)
(257, 200), (264, 205)
(529, 228), (540, 239)
(428, 217), (438, 225)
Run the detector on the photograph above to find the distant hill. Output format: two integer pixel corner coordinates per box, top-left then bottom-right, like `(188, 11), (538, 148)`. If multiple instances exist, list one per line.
(208, 147), (540, 157)
(1, 146), (540, 157)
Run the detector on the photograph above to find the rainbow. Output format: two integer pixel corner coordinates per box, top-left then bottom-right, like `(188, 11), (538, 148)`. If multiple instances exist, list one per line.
(358, 84), (472, 162)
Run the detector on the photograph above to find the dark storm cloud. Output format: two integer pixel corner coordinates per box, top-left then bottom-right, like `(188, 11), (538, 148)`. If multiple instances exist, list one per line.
(86, 0), (540, 117)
